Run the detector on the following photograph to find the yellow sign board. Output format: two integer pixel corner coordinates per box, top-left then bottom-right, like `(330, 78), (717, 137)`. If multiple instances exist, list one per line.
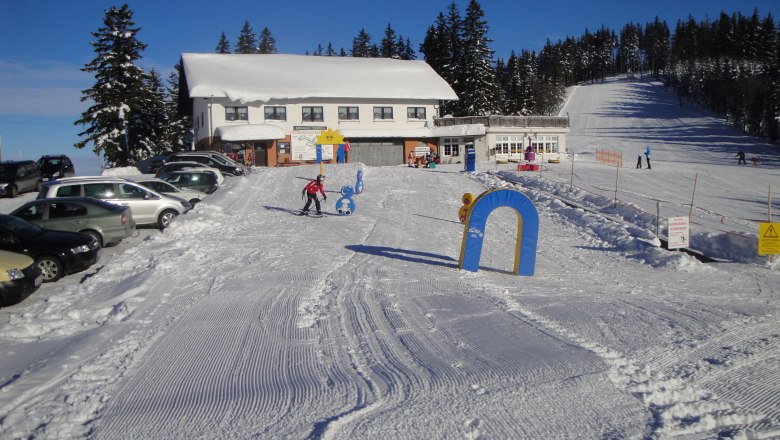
(758, 222), (780, 255)
(315, 128), (344, 145)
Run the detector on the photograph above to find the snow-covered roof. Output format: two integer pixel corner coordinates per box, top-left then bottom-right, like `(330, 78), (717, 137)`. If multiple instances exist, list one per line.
(215, 124), (286, 141)
(181, 53), (459, 103)
(429, 124), (486, 137)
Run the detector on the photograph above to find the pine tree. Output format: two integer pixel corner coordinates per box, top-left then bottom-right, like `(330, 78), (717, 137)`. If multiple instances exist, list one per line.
(646, 17), (670, 78)
(75, 4), (153, 166)
(351, 28), (373, 57)
(139, 68), (169, 156)
(235, 21), (257, 54)
(380, 24), (398, 58)
(455, 0), (500, 116)
(164, 63), (190, 152)
(419, 20), (446, 73)
(215, 32), (231, 54)
(326, 43), (336, 56)
(258, 27), (277, 54)
(618, 23), (642, 75)
(400, 37), (416, 60)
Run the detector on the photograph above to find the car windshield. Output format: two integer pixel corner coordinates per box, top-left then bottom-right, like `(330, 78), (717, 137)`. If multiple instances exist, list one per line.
(0, 164), (19, 178)
(147, 180), (179, 193)
(207, 155), (233, 166)
(0, 215), (45, 238)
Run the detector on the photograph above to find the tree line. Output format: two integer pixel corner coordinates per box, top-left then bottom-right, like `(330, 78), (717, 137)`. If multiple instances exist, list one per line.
(76, 2), (779, 166)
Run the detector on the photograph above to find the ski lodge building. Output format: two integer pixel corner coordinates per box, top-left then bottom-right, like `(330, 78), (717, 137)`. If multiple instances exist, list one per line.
(180, 53), (569, 167)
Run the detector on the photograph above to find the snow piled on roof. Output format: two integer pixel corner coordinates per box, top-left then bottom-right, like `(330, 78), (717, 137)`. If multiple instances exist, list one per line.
(181, 53), (459, 103)
(215, 124), (285, 141)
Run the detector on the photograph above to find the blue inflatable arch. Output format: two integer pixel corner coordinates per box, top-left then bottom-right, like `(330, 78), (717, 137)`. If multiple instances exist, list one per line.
(458, 188), (539, 276)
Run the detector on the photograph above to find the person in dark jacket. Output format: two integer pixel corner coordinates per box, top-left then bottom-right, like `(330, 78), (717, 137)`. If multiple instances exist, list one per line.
(736, 150), (746, 165)
(301, 174), (326, 215)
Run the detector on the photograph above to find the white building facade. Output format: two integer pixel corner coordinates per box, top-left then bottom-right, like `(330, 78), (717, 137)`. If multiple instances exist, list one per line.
(181, 53), (570, 167)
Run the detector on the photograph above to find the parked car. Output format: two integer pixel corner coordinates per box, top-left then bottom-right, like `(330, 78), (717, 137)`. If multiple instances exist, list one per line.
(0, 250), (43, 306)
(168, 152), (246, 176)
(128, 176), (208, 206)
(37, 177), (192, 229)
(158, 169), (220, 194)
(10, 197), (136, 248)
(0, 160), (42, 197)
(0, 214), (100, 282)
(154, 161), (211, 178)
(37, 155), (75, 181)
(183, 151), (250, 174)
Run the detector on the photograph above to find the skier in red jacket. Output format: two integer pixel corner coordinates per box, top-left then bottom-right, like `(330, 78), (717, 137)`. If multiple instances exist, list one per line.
(301, 174), (326, 215)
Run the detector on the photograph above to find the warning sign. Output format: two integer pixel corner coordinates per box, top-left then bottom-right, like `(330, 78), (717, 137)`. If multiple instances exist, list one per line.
(758, 222), (780, 255)
(667, 216), (689, 249)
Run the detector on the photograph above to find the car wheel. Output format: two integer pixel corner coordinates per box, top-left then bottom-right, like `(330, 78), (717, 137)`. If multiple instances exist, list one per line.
(35, 180), (42, 192)
(36, 255), (64, 282)
(157, 209), (178, 229)
(8, 185), (18, 198)
(81, 230), (104, 248)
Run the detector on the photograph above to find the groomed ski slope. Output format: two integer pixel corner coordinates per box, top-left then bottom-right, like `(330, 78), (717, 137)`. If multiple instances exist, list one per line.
(0, 77), (778, 439)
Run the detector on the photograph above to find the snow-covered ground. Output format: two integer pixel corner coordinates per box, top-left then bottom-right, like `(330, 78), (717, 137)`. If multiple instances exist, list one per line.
(0, 78), (778, 439)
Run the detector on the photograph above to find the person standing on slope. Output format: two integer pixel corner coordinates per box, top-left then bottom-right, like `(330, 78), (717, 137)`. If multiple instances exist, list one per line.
(735, 150), (746, 165)
(645, 145), (652, 169)
(301, 174), (326, 215)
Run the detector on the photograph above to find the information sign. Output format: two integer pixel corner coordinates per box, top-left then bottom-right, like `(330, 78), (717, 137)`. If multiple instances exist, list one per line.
(667, 216), (689, 249)
(758, 222), (780, 255)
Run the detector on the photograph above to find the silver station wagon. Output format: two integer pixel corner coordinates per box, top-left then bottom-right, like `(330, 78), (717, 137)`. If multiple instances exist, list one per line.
(37, 177), (191, 229)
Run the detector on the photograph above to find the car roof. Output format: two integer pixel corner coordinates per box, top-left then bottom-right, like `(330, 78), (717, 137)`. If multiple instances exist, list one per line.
(0, 160), (34, 165)
(19, 197), (125, 209)
(47, 176), (129, 183)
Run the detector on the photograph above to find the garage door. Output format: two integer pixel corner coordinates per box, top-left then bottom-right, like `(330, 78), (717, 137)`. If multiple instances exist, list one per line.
(347, 138), (404, 167)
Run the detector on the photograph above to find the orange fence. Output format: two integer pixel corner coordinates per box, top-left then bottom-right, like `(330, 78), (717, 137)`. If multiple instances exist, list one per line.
(595, 149), (623, 167)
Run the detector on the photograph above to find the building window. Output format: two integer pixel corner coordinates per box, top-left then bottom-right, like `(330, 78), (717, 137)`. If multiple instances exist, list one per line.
(302, 106), (324, 122)
(495, 135), (525, 155)
(407, 107), (426, 120)
(264, 106), (286, 121)
(225, 106), (248, 121)
(443, 137), (460, 156)
(277, 142), (290, 155)
(338, 106), (359, 120)
(373, 106), (393, 120)
(531, 135), (559, 154)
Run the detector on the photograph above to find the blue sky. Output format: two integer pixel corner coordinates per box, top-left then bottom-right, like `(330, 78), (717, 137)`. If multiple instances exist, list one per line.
(1, 0), (778, 170)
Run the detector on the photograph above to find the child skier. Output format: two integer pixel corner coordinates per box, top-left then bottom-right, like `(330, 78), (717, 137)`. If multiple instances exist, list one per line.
(300, 174), (327, 215)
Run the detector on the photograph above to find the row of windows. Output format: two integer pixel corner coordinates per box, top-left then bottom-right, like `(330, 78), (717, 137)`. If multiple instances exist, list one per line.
(224, 106), (427, 122)
(494, 135), (559, 154)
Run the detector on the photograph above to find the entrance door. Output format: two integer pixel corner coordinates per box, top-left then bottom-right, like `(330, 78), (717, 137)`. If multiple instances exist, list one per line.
(253, 142), (268, 166)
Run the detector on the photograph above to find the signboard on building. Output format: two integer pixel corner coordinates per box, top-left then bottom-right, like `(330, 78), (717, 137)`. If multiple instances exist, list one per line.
(667, 216), (689, 249)
(291, 129), (333, 161)
(758, 222), (779, 255)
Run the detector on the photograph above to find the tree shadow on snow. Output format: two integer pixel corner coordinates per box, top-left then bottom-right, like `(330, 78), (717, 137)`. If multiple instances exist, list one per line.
(345, 244), (458, 269)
